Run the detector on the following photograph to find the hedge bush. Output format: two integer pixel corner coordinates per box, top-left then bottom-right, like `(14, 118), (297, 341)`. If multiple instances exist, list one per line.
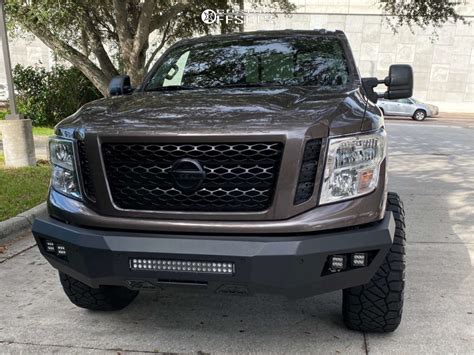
(13, 64), (101, 126)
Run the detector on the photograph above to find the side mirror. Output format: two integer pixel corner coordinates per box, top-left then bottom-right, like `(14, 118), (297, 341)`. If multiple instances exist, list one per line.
(384, 64), (413, 99)
(108, 75), (133, 96)
(362, 64), (413, 103)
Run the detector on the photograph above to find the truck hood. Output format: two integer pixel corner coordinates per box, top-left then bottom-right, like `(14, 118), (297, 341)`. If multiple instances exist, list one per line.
(56, 86), (369, 138)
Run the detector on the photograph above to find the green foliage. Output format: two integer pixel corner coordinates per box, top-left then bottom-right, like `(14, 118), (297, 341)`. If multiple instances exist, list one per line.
(5, 0), (297, 94)
(13, 64), (101, 126)
(380, 0), (469, 36)
(6, 0), (466, 96)
(32, 126), (55, 136)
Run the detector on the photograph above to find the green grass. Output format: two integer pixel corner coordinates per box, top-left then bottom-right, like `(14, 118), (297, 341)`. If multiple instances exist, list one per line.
(0, 155), (51, 221)
(32, 126), (55, 136)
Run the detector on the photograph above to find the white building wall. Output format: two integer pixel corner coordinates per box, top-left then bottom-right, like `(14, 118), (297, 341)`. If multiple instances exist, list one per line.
(0, 35), (53, 87)
(244, 0), (474, 112)
(1, 1), (473, 112)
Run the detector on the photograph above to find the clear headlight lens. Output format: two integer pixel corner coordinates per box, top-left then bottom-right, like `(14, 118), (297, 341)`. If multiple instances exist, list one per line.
(49, 139), (81, 199)
(320, 129), (386, 205)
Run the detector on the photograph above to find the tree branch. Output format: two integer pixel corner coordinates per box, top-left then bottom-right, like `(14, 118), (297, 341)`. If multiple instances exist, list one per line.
(149, 3), (189, 33)
(112, 0), (132, 49)
(131, 0), (156, 59)
(84, 13), (119, 79)
(145, 21), (172, 70)
(91, 6), (120, 44)
(25, 22), (110, 97)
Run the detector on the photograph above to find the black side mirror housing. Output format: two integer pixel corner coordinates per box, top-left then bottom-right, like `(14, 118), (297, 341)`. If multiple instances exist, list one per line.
(362, 64), (413, 103)
(384, 64), (413, 100)
(108, 75), (133, 96)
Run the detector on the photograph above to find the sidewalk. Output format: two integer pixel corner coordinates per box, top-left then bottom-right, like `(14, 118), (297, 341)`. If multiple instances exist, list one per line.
(0, 121), (473, 353)
(439, 112), (474, 119)
(385, 113), (474, 128)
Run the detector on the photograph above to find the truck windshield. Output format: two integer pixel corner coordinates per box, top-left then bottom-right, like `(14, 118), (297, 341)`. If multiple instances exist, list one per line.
(144, 37), (350, 91)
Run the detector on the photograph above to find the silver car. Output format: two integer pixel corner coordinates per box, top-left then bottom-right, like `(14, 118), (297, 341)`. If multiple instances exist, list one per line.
(377, 97), (439, 121)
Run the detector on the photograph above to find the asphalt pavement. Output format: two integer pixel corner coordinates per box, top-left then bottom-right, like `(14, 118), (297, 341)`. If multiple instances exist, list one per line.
(0, 120), (473, 353)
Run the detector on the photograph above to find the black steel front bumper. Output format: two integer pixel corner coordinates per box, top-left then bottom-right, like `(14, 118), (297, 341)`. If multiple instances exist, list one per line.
(32, 211), (395, 298)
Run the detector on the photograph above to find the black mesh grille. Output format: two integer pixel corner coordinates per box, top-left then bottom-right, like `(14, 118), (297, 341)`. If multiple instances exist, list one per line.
(77, 140), (96, 201)
(102, 142), (284, 212)
(294, 139), (322, 205)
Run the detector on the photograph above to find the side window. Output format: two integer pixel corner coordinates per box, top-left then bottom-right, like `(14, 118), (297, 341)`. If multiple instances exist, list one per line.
(261, 53), (293, 83)
(243, 55), (259, 83)
(163, 51), (190, 87)
(398, 98), (411, 104)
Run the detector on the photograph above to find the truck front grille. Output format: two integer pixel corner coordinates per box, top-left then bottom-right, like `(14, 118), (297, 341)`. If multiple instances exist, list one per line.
(101, 142), (284, 212)
(77, 140), (96, 201)
(294, 139), (322, 204)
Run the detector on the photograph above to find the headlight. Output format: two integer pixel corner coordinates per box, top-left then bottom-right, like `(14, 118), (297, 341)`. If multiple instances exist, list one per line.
(320, 129), (386, 205)
(49, 138), (82, 199)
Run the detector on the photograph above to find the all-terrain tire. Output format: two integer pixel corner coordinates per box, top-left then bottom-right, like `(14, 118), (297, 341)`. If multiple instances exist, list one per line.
(342, 192), (406, 332)
(59, 272), (139, 311)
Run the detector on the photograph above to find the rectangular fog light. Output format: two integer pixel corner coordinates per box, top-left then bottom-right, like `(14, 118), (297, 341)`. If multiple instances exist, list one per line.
(351, 253), (367, 267)
(130, 258), (235, 275)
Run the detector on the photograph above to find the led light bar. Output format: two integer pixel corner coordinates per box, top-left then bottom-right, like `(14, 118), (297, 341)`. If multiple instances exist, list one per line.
(130, 258), (235, 275)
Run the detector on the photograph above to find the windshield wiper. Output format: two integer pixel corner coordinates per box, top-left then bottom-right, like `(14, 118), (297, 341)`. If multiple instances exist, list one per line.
(220, 83), (283, 89)
(146, 85), (198, 92)
(146, 83), (283, 91)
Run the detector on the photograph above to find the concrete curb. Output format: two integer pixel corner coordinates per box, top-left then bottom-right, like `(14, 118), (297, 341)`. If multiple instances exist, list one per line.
(0, 202), (47, 241)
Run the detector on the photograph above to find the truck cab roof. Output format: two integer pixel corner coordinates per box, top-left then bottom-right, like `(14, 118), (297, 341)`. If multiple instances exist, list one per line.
(171, 29), (348, 47)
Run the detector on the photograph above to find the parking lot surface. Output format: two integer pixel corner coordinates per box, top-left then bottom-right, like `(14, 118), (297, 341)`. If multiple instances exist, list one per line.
(1, 121), (473, 354)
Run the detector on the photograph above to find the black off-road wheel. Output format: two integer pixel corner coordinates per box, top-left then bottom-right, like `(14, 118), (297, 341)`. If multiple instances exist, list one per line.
(342, 192), (406, 332)
(59, 272), (139, 311)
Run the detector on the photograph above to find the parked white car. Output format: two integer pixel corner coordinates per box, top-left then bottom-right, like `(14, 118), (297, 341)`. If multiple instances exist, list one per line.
(377, 97), (439, 121)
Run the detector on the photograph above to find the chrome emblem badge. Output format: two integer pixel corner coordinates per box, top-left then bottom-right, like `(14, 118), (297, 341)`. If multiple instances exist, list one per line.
(169, 158), (206, 192)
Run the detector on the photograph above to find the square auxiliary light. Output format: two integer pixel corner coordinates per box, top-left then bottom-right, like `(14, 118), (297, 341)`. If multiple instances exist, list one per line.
(43, 239), (67, 258)
(329, 254), (346, 272)
(130, 258), (235, 275)
(351, 252), (368, 267)
(45, 240), (55, 253)
(56, 244), (67, 256)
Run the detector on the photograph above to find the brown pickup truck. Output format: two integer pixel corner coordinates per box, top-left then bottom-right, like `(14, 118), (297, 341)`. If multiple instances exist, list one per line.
(33, 30), (412, 332)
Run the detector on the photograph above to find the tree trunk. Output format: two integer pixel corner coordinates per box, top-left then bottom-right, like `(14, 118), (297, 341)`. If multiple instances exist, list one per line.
(238, 0), (244, 32)
(123, 38), (149, 88)
(27, 26), (111, 96)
